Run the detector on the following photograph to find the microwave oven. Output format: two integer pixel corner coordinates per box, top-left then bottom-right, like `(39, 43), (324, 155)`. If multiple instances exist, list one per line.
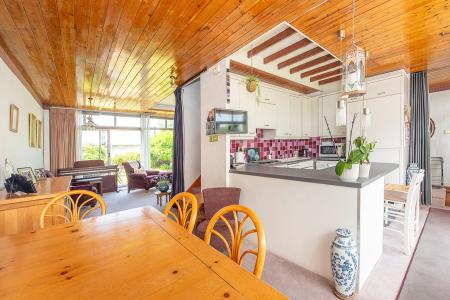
(319, 142), (345, 158)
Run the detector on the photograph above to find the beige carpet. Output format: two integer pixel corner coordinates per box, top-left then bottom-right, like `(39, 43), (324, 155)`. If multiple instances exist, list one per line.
(98, 189), (431, 300)
(398, 208), (450, 300)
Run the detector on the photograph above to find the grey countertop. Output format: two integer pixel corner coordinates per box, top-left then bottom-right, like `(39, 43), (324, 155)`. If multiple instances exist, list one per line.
(229, 162), (399, 188)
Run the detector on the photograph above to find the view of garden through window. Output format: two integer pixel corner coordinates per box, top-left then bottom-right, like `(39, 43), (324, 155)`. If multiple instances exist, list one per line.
(80, 114), (173, 186)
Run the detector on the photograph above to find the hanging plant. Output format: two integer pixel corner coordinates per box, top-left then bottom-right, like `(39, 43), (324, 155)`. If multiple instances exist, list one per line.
(246, 75), (259, 93)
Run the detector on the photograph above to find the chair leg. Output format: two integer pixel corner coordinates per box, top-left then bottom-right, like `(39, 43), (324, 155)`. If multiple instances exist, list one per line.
(415, 198), (420, 232)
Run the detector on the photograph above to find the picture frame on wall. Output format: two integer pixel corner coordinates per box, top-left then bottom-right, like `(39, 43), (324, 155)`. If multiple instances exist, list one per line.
(29, 113), (37, 147)
(17, 167), (37, 184)
(36, 120), (43, 149)
(9, 104), (19, 133)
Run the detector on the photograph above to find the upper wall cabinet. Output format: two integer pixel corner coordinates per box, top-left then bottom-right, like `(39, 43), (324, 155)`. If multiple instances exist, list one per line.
(320, 93), (346, 137)
(302, 97), (319, 138)
(229, 77), (257, 137)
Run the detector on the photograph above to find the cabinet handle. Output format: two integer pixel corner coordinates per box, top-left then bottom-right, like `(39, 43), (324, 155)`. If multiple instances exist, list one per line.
(378, 91), (386, 96)
(264, 124), (270, 127)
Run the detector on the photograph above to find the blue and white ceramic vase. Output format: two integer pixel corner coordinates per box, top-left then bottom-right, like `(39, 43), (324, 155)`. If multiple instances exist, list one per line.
(406, 163), (420, 185)
(331, 228), (358, 299)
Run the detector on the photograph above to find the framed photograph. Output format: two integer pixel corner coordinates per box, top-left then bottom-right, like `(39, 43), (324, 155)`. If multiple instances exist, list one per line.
(34, 168), (46, 181)
(29, 113), (37, 148)
(10, 104), (19, 132)
(36, 120), (43, 149)
(17, 167), (37, 184)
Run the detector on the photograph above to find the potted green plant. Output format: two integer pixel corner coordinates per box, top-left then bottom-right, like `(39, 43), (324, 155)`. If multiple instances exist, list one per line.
(156, 180), (170, 192)
(245, 75), (259, 92)
(335, 148), (364, 181)
(354, 136), (376, 178)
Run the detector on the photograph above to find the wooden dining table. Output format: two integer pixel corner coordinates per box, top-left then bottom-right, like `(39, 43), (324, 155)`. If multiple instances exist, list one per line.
(0, 206), (286, 299)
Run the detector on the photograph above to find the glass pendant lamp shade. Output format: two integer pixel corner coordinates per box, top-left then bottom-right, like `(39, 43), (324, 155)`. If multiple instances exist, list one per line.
(336, 99), (347, 126)
(362, 107), (371, 129)
(343, 43), (367, 97)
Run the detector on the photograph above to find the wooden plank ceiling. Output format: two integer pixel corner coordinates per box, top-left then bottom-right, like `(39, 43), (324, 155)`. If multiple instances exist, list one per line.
(0, 0), (449, 113)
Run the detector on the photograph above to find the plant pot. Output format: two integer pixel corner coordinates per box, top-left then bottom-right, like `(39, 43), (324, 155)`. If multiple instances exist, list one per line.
(339, 164), (360, 182)
(331, 228), (358, 299)
(359, 163), (371, 178)
(246, 81), (257, 92)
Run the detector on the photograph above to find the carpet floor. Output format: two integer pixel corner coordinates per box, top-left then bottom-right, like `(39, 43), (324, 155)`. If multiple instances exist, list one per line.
(398, 208), (450, 300)
(99, 189), (430, 300)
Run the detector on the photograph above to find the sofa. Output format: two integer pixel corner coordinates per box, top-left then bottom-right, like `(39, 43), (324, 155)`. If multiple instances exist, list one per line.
(122, 161), (172, 193)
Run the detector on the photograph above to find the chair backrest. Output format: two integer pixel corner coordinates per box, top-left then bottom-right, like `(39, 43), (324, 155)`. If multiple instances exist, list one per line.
(74, 160), (105, 168)
(40, 190), (106, 229)
(204, 204), (266, 278)
(122, 161), (142, 174)
(163, 192), (198, 233)
(202, 187), (241, 220)
(405, 170), (425, 220)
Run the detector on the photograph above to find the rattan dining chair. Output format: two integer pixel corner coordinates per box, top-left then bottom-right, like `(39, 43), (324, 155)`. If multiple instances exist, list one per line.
(40, 190), (106, 229)
(163, 192), (198, 233)
(204, 204), (266, 278)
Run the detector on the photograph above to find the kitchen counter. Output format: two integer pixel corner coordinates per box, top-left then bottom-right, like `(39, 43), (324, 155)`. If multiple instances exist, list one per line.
(230, 162), (398, 188)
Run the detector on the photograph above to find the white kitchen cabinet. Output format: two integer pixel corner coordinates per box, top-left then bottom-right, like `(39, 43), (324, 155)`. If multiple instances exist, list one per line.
(364, 94), (402, 148)
(302, 97), (319, 138)
(274, 92), (291, 138)
(321, 93), (346, 137)
(346, 100), (362, 143)
(289, 95), (303, 138)
(229, 77), (257, 137)
(370, 148), (401, 184)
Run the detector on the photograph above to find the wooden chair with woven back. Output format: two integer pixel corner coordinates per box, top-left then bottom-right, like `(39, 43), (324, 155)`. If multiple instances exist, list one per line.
(204, 204), (266, 279)
(40, 190), (106, 229)
(163, 192), (198, 233)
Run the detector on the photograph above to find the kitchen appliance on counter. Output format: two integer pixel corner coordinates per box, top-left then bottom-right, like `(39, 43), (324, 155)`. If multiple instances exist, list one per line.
(246, 148), (261, 162)
(206, 108), (248, 135)
(319, 142), (345, 158)
(235, 149), (245, 164)
(302, 148), (310, 157)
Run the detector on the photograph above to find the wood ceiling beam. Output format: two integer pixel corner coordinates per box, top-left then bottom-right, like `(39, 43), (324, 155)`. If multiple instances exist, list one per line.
(247, 27), (296, 58)
(429, 81), (450, 93)
(277, 46), (323, 69)
(300, 61), (342, 78)
(310, 68), (342, 82)
(290, 54), (334, 74)
(229, 60), (318, 94)
(318, 75), (342, 85)
(263, 38), (311, 64)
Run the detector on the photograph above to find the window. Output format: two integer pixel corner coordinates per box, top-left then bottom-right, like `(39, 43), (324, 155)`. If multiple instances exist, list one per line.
(116, 116), (141, 128)
(150, 130), (173, 170)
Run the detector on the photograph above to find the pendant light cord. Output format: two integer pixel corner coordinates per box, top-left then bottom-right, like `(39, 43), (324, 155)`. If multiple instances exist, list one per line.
(352, 0), (356, 44)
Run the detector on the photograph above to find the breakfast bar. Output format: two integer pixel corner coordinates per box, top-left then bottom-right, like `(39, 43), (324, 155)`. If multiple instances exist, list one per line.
(229, 162), (398, 290)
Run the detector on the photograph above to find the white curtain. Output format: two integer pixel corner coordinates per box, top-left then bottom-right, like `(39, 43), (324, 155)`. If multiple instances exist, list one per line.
(140, 114), (151, 169)
(75, 111), (84, 161)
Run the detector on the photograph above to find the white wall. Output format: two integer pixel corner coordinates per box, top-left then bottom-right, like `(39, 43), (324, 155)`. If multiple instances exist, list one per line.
(182, 80), (201, 188)
(429, 90), (450, 185)
(200, 59), (230, 188)
(0, 57), (44, 173)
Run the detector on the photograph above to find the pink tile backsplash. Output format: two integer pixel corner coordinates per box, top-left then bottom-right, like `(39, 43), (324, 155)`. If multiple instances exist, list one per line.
(230, 129), (346, 160)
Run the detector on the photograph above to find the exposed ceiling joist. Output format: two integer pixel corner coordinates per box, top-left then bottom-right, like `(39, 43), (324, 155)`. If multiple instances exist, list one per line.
(277, 46), (323, 69)
(290, 54), (334, 74)
(300, 61), (342, 78)
(229, 60), (318, 94)
(318, 75), (342, 85)
(247, 27), (296, 58)
(310, 68), (342, 82)
(263, 38), (311, 64)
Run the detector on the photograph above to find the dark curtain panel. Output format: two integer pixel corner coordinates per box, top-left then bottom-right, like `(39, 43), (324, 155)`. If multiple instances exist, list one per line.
(171, 87), (184, 197)
(409, 71), (431, 205)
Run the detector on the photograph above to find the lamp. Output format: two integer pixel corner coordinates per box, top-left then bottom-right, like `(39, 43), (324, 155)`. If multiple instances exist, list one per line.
(336, 98), (347, 126)
(342, 0), (367, 97)
(362, 107), (371, 129)
(81, 97), (97, 130)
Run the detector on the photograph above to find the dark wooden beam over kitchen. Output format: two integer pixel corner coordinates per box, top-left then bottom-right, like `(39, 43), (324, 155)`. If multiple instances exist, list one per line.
(300, 61), (342, 78)
(318, 75), (342, 85)
(290, 55), (334, 74)
(278, 47), (323, 69)
(247, 28), (296, 58)
(310, 68), (342, 82)
(263, 38), (311, 64)
(230, 60), (318, 94)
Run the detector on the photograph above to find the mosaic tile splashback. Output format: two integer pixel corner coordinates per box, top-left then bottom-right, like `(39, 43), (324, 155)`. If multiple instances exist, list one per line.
(230, 129), (346, 160)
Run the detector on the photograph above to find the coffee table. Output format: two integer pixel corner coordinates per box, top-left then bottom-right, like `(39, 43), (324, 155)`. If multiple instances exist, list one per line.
(155, 190), (171, 206)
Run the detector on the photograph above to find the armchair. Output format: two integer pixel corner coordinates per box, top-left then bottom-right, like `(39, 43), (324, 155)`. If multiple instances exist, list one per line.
(122, 161), (172, 193)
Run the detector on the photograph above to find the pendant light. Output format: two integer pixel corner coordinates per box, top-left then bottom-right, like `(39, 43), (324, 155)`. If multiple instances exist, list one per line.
(82, 97), (97, 130)
(342, 0), (367, 97)
(336, 29), (347, 126)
